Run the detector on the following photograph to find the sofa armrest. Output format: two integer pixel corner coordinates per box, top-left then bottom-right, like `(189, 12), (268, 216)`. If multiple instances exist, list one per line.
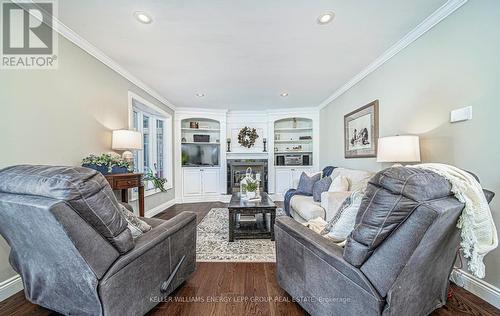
(103, 212), (197, 278)
(275, 216), (380, 298)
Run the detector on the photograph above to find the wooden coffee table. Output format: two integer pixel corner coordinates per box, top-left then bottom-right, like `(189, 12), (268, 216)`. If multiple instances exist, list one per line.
(228, 192), (277, 242)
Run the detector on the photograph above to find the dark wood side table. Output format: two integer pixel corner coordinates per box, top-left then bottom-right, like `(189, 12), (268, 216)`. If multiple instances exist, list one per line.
(228, 192), (277, 242)
(105, 173), (145, 217)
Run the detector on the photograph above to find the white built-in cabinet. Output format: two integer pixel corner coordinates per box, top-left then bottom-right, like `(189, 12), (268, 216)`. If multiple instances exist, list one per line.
(268, 111), (320, 198)
(182, 168), (220, 196)
(274, 166), (314, 195)
(201, 168), (220, 194)
(174, 108), (318, 202)
(174, 110), (228, 203)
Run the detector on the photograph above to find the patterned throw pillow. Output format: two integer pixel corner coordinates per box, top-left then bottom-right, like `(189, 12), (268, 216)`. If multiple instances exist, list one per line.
(312, 176), (332, 202)
(118, 204), (152, 238)
(322, 189), (364, 242)
(296, 172), (321, 195)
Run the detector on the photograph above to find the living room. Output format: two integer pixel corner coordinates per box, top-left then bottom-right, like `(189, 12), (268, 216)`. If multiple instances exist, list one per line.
(0, 1), (499, 315)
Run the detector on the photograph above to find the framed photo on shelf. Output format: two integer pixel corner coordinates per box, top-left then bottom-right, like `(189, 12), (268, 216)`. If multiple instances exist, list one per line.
(344, 100), (379, 158)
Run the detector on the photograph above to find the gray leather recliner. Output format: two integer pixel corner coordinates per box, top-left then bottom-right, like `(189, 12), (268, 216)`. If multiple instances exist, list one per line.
(275, 167), (495, 316)
(0, 165), (196, 316)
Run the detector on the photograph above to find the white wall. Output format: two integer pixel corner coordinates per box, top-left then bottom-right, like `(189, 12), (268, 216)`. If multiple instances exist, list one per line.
(0, 34), (175, 289)
(319, 0), (500, 295)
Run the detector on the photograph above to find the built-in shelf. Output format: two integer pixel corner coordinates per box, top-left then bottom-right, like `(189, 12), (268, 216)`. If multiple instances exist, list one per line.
(274, 127), (312, 132)
(182, 142), (220, 145)
(274, 140), (312, 143)
(181, 128), (220, 132)
(274, 118), (314, 167)
(274, 151), (312, 154)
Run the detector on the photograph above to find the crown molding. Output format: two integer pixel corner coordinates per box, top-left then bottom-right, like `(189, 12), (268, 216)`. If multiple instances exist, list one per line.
(12, 0), (176, 111)
(317, 0), (468, 110)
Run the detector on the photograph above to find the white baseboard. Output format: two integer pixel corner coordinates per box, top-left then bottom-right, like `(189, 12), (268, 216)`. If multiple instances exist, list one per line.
(145, 198), (177, 218)
(451, 269), (500, 309)
(0, 275), (23, 302)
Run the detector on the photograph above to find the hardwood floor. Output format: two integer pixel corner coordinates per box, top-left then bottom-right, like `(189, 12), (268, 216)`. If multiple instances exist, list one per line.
(1, 202), (498, 316)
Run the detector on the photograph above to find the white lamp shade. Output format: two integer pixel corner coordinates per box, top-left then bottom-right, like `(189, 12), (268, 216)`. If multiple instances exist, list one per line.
(377, 135), (421, 163)
(112, 130), (142, 150)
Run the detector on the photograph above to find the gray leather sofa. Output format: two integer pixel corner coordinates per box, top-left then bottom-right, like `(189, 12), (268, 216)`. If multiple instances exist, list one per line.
(275, 167), (495, 316)
(0, 165), (196, 316)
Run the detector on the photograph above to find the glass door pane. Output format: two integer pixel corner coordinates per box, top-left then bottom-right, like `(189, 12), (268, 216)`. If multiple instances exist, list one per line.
(143, 115), (151, 173)
(133, 110), (140, 172)
(156, 120), (164, 178)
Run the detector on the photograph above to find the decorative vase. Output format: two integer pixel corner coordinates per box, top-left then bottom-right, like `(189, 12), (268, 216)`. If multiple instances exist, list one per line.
(247, 191), (256, 199)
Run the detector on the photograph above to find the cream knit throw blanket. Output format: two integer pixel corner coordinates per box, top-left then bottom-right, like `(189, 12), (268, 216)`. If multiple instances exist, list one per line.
(412, 163), (498, 278)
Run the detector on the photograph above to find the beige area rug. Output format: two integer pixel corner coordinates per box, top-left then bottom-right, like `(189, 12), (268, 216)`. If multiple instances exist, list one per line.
(196, 208), (285, 262)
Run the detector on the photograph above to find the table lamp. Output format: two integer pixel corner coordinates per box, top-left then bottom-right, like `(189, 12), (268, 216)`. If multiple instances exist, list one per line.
(112, 130), (142, 170)
(377, 135), (421, 165)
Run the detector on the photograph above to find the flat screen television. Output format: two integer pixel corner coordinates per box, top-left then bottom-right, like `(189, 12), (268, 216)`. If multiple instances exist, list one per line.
(182, 144), (219, 167)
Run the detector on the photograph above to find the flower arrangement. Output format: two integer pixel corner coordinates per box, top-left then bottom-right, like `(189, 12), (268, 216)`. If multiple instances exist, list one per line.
(82, 153), (132, 174)
(242, 178), (258, 192)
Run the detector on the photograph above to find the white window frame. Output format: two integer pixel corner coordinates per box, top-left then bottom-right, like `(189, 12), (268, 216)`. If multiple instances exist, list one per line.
(128, 91), (173, 195)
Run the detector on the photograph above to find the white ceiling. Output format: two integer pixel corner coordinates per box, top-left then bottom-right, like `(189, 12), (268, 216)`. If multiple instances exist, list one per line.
(58, 0), (447, 110)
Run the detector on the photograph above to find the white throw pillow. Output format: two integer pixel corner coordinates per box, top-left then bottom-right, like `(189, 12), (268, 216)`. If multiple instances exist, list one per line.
(328, 175), (349, 192)
(320, 191), (351, 222)
(330, 168), (374, 191)
(324, 189), (364, 243)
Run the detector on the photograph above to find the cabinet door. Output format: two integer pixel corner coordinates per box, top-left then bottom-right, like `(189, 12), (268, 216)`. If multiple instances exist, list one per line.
(275, 169), (292, 194)
(183, 169), (202, 196)
(201, 168), (219, 194)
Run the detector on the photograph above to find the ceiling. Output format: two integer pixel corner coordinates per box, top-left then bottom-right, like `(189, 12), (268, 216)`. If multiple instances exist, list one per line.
(58, 0), (448, 110)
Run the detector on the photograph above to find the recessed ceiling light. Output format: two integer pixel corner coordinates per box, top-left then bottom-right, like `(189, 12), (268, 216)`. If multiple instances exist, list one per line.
(195, 93), (205, 97)
(134, 11), (153, 24)
(317, 11), (335, 25)
(280, 92), (289, 97)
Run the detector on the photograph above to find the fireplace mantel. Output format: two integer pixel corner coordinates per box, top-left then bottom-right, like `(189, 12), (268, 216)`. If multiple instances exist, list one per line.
(226, 152), (269, 160)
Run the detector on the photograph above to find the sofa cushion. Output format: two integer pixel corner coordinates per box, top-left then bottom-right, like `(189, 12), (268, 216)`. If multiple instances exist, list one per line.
(296, 172), (321, 195)
(328, 175), (349, 192)
(312, 176), (332, 202)
(330, 168), (374, 191)
(343, 167), (452, 267)
(0, 165), (133, 253)
(290, 195), (325, 221)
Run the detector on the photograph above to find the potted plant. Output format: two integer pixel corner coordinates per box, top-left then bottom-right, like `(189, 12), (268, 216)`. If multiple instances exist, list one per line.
(144, 166), (168, 192)
(82, 153), (132, 175)
(242, 178), (258, 199)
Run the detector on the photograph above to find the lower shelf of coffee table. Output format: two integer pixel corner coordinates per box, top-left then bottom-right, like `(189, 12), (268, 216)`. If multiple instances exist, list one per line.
(233, 216), (272, 239)
(229, 208), (276, 241)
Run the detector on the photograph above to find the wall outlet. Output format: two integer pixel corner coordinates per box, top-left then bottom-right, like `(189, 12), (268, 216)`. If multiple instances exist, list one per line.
(450, 106), (472, 123)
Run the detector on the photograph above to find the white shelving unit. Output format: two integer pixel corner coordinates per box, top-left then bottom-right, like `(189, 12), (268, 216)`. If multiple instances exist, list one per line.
(180, 119), (221, 144)
(175, 113), (227, 203)
(268, 113), (319, 199)
(273, 118), (313, 160)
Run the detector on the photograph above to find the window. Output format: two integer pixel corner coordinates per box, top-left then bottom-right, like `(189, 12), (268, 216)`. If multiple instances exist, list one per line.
(129, 92), (172, 192)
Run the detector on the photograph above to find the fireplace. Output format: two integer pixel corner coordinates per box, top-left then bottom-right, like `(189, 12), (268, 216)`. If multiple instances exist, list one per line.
(227, 159), (268, 194)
